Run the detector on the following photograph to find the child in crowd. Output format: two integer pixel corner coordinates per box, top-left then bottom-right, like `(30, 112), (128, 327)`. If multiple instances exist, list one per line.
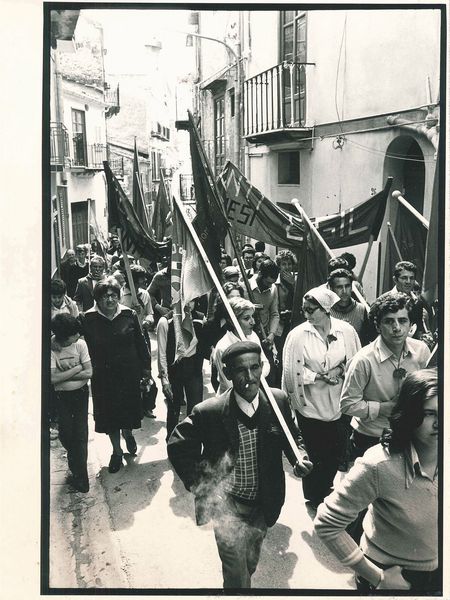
(50, 314), (92, 493)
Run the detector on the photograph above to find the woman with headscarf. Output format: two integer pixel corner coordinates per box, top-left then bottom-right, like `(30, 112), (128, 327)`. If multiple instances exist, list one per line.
(282, 286), (361, 508)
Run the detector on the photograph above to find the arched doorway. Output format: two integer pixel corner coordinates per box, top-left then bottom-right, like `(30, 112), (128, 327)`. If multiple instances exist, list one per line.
(380, 135), (426, 293)
(383, 135), (425, 213)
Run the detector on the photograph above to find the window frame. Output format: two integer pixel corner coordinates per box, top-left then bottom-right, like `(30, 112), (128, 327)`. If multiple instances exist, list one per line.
(277, 150), (300, 186)
(214, 94), (226, 175)
(71, 108), (87, 166)
(279, 10), (307, 63)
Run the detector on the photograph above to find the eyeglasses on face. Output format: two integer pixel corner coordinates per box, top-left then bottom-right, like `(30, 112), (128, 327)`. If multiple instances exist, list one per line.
(302, 305), (319, 315)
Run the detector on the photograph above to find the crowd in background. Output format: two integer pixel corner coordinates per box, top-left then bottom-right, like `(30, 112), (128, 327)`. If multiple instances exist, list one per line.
(49, 233), (439, 591)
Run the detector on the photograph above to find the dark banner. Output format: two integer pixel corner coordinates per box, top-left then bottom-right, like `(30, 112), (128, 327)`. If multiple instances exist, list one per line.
(422, 158), (439, 305)
(152, 175), (172, 242)
(104, 161), (170, 261)
(382, 199), (428, 294)
(290, 220), (330, 328)
(218, 161), (391, 250)
(188, 111), (228, 277)
(132, 139), (149, 231)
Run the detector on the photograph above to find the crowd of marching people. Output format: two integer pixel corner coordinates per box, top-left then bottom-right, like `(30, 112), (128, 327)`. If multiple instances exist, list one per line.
(49, 234), (439, 591)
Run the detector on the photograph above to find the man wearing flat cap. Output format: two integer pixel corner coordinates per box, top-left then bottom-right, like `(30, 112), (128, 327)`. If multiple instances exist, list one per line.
(167, 340), (312, 589)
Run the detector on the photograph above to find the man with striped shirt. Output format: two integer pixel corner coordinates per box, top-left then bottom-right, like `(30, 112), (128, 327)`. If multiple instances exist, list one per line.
(168, 341), (312, 588)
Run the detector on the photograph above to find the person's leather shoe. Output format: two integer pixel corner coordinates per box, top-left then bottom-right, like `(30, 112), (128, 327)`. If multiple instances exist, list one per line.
(143, 409), (156, 419)
(125, 435), (137, 455)
(108, 453), (123, 473)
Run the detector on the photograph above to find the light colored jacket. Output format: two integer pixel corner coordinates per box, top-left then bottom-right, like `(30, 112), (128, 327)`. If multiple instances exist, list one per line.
(282, 317), (361, 413)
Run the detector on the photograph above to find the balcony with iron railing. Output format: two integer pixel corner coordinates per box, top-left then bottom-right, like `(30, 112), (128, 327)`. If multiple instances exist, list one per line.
(109, 156), (125, 178)
(50, 122), (70, 169)
(105, 83), (120, 118)
(71, 136), (108, 170)
(244, 61), (312, 144)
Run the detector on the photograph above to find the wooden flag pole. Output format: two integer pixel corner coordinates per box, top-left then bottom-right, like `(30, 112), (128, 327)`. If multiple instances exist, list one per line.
(357, 233), (374, 283)
(291, 199), (371, 314)
(172, 193), (305, 463)
(426, 343), (438, 367)
(87, 197), (92, 263)
(134, 136), (150, 230)
(387, 222), (403, 261)
(116, 227), (139, 307)
(392, 191), (429, 229)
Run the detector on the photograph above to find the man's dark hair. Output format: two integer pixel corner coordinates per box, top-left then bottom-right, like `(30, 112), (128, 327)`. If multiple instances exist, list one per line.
(51, 313), (81, 341)
(381, 369), (437, 452)
(129, 264), (147, 287)
(275, 249), (296, 267)
(51, 278), (66, 296)
(75, 244), (87, 254)
(90, 254), (106, 266)
(254, 241), (266, 253)
(93, 277), (122, 302)
(252, 252), (269, 271)
(241, 246), (255, 257)
(369, 292), (413, 328)
(327, 257), (349, 274)
(393, 261), (417, 279)
(258, 258), (279, 279)
(339, 252), (356, 271)
(220, 253), (232, 267)
(327, 268), (353, 288)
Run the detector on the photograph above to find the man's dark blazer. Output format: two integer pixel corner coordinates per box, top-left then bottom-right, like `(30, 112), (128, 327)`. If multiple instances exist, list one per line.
(73, 275), (107, 311)
(74, 275), (96, 311)
(167, 387), (306, 528)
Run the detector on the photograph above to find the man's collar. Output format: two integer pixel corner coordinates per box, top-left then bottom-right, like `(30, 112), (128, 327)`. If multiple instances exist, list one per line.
(376, 336), (412, 362)
(249, 276), (259, 291)
(234, 390), (259, 416)
(390, 285), (417, 301)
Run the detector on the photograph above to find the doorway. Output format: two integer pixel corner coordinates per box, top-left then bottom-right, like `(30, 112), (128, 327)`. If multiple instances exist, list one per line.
(71, 201), (88, 247)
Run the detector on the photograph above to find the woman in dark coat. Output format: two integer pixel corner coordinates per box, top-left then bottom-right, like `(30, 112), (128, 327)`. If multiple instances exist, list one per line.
(80, 277), (151, 473)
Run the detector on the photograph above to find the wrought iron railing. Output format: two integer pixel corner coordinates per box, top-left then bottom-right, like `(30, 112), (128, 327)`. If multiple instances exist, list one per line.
(109, 156), (125, 178)
(180, 174), (194, 202)
(105, 83), (120, 118)
(244, 61), (307, 137)
(50, 122), (69, 166)
(71, 141), (108, 169)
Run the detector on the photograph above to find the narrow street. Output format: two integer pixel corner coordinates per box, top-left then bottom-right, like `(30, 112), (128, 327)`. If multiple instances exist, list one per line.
(49, 333), (354, 591)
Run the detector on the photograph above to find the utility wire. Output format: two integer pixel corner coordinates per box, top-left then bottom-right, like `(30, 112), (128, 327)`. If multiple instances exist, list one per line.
(334, 13), (348, 133)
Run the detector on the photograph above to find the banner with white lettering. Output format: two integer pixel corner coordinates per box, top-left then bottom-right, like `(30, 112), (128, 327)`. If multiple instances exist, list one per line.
(217, 161), (391, 250)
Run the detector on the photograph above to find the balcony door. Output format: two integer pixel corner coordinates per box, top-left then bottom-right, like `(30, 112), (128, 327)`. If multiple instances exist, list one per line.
(214, 95), (225, 175)
(71, 201), (89, 246)
(281, 11), (306, 126)
(72, 109), (87, 166)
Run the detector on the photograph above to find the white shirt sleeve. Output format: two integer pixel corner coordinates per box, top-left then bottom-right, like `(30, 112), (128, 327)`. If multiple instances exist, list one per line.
(156, 317), (169, 386)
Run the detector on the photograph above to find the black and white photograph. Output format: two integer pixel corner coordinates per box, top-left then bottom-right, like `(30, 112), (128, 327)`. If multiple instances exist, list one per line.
(1, 1), (446, 597)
